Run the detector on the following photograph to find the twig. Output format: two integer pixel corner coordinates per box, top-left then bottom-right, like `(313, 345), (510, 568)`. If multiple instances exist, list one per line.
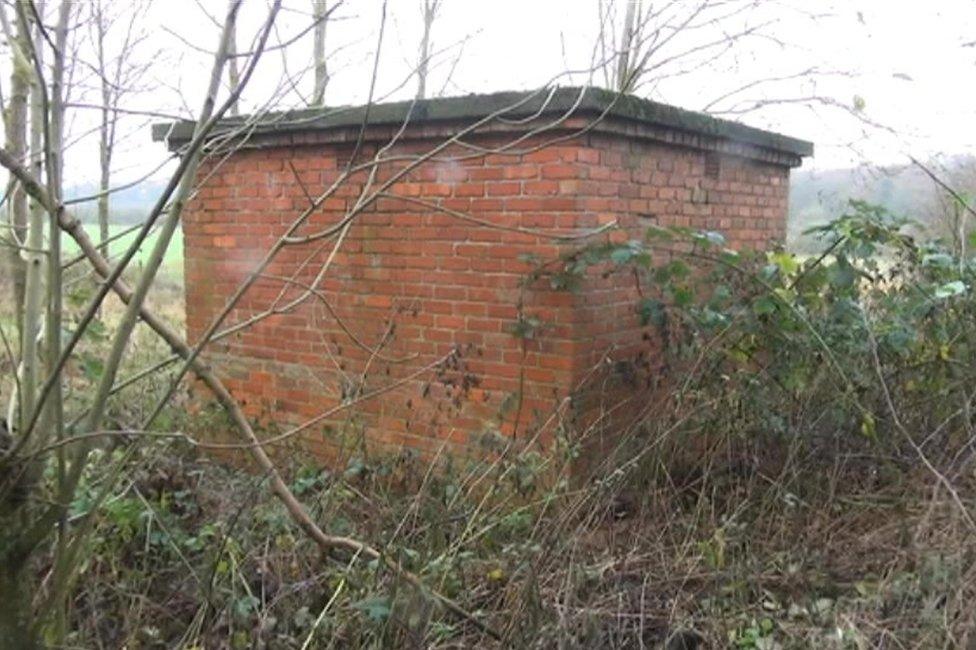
(910, 155), (976, 221)
(860, 306), (976, 533)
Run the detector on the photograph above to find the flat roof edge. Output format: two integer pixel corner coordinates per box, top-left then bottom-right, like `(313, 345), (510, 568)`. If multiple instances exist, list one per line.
(152, 86), (813, 159)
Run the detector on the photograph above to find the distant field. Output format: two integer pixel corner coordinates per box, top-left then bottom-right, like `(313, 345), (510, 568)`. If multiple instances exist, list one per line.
(64, 223), (184, 280)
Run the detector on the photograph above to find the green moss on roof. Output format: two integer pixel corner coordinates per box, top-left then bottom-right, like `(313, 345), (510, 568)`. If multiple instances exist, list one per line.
(152, 86), (812, 158)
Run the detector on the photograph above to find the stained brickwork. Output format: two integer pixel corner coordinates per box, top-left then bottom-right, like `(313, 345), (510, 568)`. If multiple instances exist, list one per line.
(165, 89), (810, 460)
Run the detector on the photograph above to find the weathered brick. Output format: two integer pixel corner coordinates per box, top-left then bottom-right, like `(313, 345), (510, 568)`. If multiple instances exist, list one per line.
(182, 119), (797, 464)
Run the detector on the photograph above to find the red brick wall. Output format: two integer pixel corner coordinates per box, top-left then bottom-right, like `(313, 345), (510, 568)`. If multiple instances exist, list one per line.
(565, 134), (790, 451)
(183, 126), (791, 461)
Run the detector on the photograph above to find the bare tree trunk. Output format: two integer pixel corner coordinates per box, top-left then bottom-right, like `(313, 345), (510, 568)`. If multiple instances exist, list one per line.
(0, 3), (251, 644)
(227, 18), (240, 115)
(0, 1), (502, 642)
(91, 0), (146, 260)
(1, 5), (29, 343)
(95, 1), (110, 258)
(0, 563), (32, 650)
(0, 5), (47, 647)
(19, 2), (45, 439)
(416, 0), (439, 99)
(311, 0), (328, 105)
(45, 5), (74, 640)
(616, 0), (637, 92)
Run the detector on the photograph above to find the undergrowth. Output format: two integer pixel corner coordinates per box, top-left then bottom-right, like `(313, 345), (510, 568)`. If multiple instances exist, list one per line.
(25, 203), (976, 647)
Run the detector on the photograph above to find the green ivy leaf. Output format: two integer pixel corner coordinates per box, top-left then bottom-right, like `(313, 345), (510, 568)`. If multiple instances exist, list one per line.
(610, 247), (633, 265)
(934, 280), (966, 299)
(752, 295), (778, 316)
(667, 260), (690, 279)
(923, 253), (954, 269)
(768, 251), (799, 275)
(712, 284), (732, 302)
(860, 412), (877, 438)
(233, 595), (260, 619)
(637, 298), (666, 327)
(80, 354), (105, 382)
(644, 225), (673, 241)
(86, 319), (108, 341)
(827, 259), (857, 289)
(352, 596), (391, 623)
(673, 286), (694, 307)
(511, 314), (542, 339)
(704, 231), (726, 246)
(693, 230), (726, 247)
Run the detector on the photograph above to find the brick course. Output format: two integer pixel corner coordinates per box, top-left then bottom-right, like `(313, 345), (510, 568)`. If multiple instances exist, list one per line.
(167, 89), (809, 462)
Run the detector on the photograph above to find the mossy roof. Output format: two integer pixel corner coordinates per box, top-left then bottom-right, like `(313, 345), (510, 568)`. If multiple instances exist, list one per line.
(152, 86), (812, 159)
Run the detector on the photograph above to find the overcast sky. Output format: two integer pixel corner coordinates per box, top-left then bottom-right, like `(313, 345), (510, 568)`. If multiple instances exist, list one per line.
(62, 0), (976, 185)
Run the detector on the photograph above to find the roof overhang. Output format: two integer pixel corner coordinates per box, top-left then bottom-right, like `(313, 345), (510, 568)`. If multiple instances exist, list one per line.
(152, 86), (813, 167)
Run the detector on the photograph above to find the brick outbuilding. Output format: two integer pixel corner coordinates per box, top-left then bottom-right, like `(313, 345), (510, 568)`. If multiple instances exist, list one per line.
(154, 87), (811, 460)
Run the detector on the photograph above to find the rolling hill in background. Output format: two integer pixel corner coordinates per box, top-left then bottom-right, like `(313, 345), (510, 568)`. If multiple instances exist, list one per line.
(66, 179), (167, 224)
(789, 155), (976, 252)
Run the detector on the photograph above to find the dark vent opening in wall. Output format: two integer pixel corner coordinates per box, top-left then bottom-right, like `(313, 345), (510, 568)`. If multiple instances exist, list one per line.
(704, 152), (721, 180)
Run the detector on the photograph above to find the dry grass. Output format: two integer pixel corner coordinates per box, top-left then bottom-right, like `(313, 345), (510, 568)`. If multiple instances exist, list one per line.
(55, 398), (976, 649)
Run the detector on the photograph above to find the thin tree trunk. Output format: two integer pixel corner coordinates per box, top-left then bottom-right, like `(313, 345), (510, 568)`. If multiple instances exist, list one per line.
(95, 2), (110, 258)
(1, 5), (29, 346)
(19, 3), (45, 439)
(0, 563), (33, 650)
(227, 19), (240, 115)
(0, 15), (37, 636)
(311, 0), (328, 105)
(0, 6), (48, 650)
(45, 3), (71, 641)
(416, 0), (437, 99)
(0, 0), (494, 640)
(616, 0), (637, 92)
